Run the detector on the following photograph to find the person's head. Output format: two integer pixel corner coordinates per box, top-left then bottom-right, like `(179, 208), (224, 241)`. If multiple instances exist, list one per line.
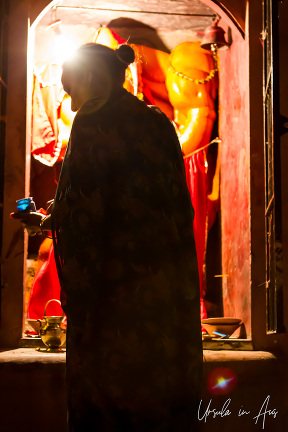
(61, 43), (135, 112)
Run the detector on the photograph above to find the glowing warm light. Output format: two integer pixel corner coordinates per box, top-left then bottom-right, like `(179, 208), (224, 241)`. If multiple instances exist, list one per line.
(207, 368), (237, 395)
(172, 82), (180, 95)
(54, 33), (78, 64)
(191, 108), (200, 122)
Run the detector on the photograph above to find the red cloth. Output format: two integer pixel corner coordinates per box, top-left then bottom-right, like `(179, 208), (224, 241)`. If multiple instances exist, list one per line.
(108, 29), (126, 45)
(184, 150), (208, 320)
(141, 77), (156, 105)
(31, 64), (63, 166)
(31, 74), (62, 166)
(27, 244), (63, 319)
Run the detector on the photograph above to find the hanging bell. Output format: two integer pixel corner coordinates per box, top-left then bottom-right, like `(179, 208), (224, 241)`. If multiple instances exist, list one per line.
(201, 22), (230, 51)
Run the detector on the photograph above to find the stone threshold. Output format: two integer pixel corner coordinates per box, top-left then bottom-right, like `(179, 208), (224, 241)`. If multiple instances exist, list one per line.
(0, 348), (66, 364)
(0, 348), (276, 365)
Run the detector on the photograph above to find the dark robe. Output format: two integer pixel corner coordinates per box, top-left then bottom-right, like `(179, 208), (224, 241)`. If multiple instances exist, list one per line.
(52, 88), (202, 432)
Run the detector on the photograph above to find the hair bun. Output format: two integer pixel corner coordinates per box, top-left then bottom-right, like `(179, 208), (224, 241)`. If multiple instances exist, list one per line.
(116, 45), (135, 66)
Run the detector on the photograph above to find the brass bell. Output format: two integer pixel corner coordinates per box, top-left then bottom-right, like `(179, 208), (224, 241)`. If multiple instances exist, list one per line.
(201, 22), (230, 51)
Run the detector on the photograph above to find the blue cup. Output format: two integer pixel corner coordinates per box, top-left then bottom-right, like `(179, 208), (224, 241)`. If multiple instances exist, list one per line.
(16, 197), (36, 212)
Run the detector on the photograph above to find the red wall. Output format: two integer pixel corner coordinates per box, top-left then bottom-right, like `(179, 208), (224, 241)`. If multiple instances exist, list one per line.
(218, 18), (251, 336)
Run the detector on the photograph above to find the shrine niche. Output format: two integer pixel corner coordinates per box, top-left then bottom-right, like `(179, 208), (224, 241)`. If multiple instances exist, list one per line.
(22, 0), (250, 346)
(1, 0), (255, 349)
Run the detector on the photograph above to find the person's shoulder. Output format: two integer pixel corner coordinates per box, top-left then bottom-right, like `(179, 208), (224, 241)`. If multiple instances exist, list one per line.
(147, 104), (176, 130)
(112, 91), (174, 132)
(147, 105), (163, 115)
(119, 89), (147, 110)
